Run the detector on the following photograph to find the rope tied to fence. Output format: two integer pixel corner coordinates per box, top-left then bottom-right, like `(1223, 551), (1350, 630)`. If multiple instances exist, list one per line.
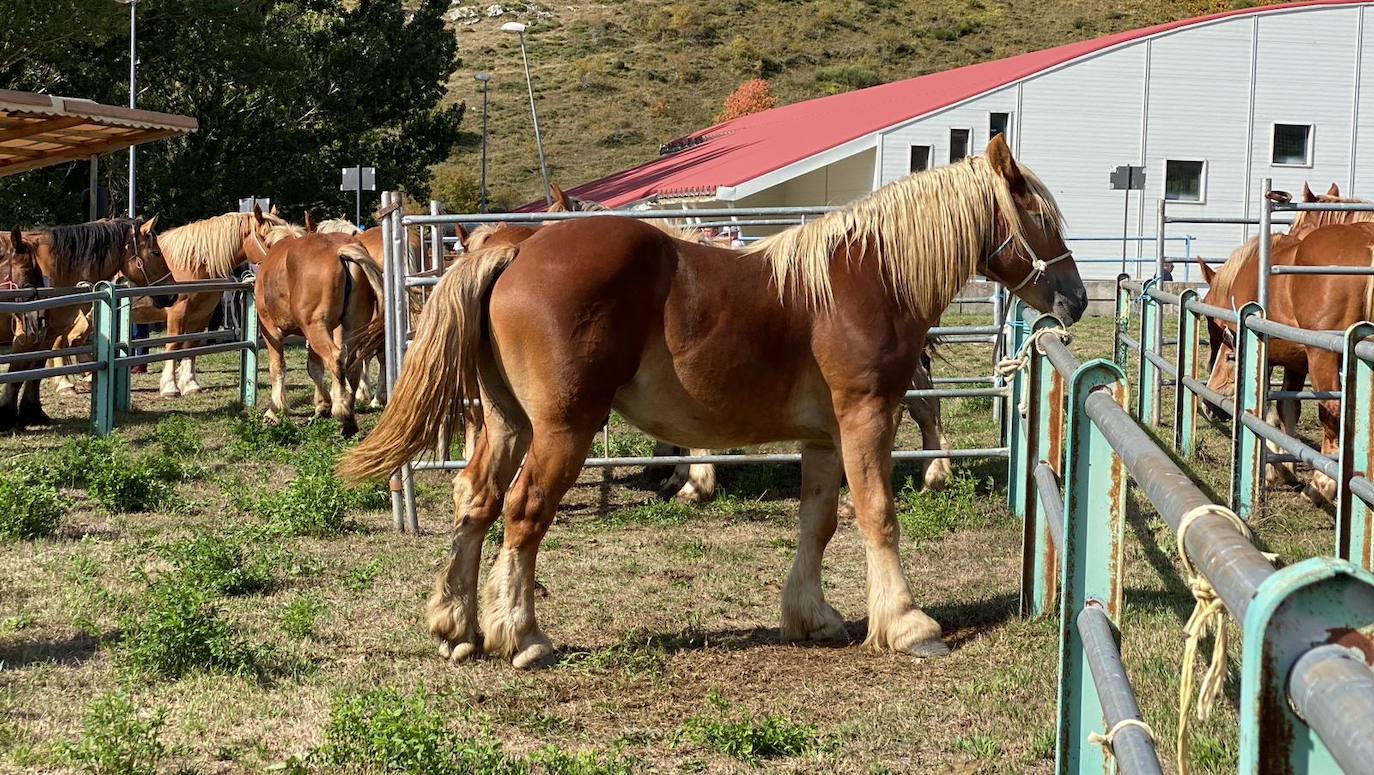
(1089, 718), (1158, 760)
(994, 326), (1072, 416)
(1173, 503), (1249, 775)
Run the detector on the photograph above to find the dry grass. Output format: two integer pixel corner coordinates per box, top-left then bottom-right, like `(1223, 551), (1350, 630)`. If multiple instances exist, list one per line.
(0, 311), (1340, 773)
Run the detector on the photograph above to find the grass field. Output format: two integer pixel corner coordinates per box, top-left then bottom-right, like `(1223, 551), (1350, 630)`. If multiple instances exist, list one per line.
(0, 311), (1342, 773)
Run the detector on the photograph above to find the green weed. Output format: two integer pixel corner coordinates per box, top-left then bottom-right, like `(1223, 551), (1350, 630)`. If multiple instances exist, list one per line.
(315, 687), (521, 774)
(253, 449), (384, 537)
(60, 692), (167, 775)
(87, 461), (174, 513)
(281, 596), (324, 640)
(531, 745), (640, 775)
(343, 557), (384, 591)
(672, 691), (819, 763)
(604, 500), (692, 527)
(116, 581), (259, 680)
(159, 535), (272, 596)
(0, 471), (64, 540)
(26, 435), (120, 488)
(895, 467), (995, 545)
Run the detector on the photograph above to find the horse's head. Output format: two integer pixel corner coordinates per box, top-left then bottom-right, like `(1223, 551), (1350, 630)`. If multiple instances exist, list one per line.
(5, 227), (44, 291)
(124, 216), (178, 309)
(1196, 258), (1237, 420)
(981, 135), (1088, 324)
(242, 203), (283, 263)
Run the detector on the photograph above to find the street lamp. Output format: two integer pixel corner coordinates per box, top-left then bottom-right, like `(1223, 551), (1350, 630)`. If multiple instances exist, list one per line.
(473, 72), (490, 213)
(116, 0), (138, 218)
(500, 21), (551, 205)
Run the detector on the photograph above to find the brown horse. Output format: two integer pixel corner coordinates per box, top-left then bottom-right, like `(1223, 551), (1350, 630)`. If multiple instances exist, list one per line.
(0, 218), (175, 430)
(340, 136), (1086, 668)
(0, 228), (48, 350)
(254, 223), (384, 437)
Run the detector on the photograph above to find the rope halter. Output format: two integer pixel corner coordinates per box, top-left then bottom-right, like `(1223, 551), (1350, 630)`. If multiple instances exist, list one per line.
(989, 232), (1074, 292)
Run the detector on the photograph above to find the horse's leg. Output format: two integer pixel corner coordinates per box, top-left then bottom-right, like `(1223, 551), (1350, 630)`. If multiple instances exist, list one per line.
(1267, 367), (1305, 487)
(302, 320), (355, 436)
(178, 296), (216, 395)
(907, 361), (951, 491)
(781, 443), (848, 642)
(429, 406), (529, 662)
(262, 327), (288, 424)
(482, 419), (597, 668)
(305, 350), (331, 419)
(837, 398), (947, 656)
(1304, 350), (1342, 505)
(676, 454), (717, 503)
(160, 300), (188, 397)
(354, 359), (376, 407)
(17, 369), (51, 426)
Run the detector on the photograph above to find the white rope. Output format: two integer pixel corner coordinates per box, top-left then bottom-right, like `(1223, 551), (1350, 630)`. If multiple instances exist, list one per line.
(1173, 504), (1248, 775)
(1007, 250), (1074, 292)
(994, 326), (1072, 416)
(1089, 717), (1158, 759)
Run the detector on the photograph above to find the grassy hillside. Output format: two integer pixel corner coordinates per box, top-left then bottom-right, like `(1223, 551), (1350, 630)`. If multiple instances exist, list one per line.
(434, 0), (1281, 210)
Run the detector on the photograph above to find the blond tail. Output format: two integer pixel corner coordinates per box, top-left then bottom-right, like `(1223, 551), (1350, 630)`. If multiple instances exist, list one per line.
(339, 244), (387, 366)
(338, 245), (518, 483)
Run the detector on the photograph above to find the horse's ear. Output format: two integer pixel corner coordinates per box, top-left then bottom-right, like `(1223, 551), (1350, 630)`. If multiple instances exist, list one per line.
(1301, 182), (1317, 202)
(550, 183), (574, 212)
(304, 211), (317, 232)
(140, 214), (158, 234)
(454, 222), (469, 247)
(253, 203), (265, 225)
(985, 133), (1025, 192)
(1198, 258), (1216, 285)
(1327, 182), (1341, 197)
(9, 227), (24, 253)
(270, 204), (280, 217)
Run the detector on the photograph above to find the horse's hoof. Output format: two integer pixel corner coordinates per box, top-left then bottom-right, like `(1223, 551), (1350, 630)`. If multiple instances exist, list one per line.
(444, 641), (480, 664)
(783, 603), (849, 644)
(18, 406), (53, 427)
(54, 386), (76, 397)
(340, 419), (359, 438)
(312, 406), (330, 419)
(263, 410), (281, 425)
(181, 382), (203, 396)
(159, 386), (180, 398)
(674, 483), (704, 505)
(511, 641), (556, 670)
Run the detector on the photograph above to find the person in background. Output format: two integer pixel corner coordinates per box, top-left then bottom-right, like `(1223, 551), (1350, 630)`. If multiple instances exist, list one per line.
(131, 323), (151, 374)
(1159, 261), (1175, 282)
(728, 226), (746, 249)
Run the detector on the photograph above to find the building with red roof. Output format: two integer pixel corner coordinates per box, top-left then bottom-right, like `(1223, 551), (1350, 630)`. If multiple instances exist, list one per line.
(552, 0), (1374, 278)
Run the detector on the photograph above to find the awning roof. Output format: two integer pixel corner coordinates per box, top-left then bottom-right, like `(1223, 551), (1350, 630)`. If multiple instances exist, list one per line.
(0, 89), (198, 177)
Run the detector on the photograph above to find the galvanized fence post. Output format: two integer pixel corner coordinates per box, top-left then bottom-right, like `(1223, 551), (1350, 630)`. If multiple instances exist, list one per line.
(1337, 322), (1374, 570)
(1055, 358), (1128, 775)
(90, 280), (118, 436)
(1113, 272), (1131, 369)
(1231, 302), (1268, 520)
(239, 275), (258, 410)
(1238, 557), (1374, 773)
(1005, 298), (1030, 515)
(1174, 289), (1201, 456)
(1020, 313), (1066, 618)
(992, 283), (1006, 432)
(114, 292), (132, 413)
(1136, 277), (1160, 424)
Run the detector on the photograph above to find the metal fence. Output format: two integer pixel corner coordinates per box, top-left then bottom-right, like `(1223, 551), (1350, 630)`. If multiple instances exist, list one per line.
(380, 194), (1019, 534)
(1006, 298), (1374, 774)
(0, 277), (258, 434)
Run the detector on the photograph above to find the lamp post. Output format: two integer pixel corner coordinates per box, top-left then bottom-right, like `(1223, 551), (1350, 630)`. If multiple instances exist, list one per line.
(474, 72), (490, 212)
(500, 21), (551, 205)
(116, 0), (138, 218)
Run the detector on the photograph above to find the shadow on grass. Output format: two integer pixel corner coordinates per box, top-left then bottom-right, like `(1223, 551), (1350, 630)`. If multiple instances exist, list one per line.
(0, 630), (104, 669)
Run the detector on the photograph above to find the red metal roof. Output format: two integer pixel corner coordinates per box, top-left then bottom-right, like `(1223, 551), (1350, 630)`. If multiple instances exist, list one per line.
(547, 0), (1363, 209)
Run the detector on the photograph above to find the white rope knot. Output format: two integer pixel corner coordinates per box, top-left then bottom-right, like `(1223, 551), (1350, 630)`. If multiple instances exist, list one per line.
(1174, 504), (1248, 775)
(1089, 718), (1158, 758)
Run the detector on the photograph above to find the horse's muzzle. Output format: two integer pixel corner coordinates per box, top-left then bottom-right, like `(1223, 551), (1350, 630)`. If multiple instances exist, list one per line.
(1051, 286), (1089, 325)
(152, 293), (178, 309)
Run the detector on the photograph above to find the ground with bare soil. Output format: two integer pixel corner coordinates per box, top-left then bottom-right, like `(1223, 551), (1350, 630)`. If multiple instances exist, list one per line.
(0, 312), (1342, 774)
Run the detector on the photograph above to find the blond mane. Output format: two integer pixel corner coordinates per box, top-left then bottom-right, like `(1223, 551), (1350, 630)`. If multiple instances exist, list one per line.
(265, 223), (307, 247)
(1210, 236), (1263, 296)
(1290, 193), (1374, 235)
(746, 156), (1064, 312)
(315, 218), (362, 235)
(158, 212), (286, 277)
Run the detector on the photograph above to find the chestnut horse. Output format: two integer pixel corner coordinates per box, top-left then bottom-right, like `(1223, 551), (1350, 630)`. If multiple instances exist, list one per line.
(340, 136), (1086, 668)
(254, 224), (384, 436)
(0, 218), (175, 430)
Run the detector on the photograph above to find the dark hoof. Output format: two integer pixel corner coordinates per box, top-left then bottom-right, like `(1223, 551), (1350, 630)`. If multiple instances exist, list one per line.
(340, 419), (359, 438)
(18, 405), (53, 427)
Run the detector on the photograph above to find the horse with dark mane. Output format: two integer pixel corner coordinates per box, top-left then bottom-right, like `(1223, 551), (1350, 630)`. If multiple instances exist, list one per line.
(340, 136), (1086, 668)
(0, 217), (175, 430)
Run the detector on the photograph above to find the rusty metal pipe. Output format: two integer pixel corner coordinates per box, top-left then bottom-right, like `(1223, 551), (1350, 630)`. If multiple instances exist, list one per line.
(1077, 602), (1165, 775)
(1033, 462), (1065, 552)
(1287, 644), (1374, 775)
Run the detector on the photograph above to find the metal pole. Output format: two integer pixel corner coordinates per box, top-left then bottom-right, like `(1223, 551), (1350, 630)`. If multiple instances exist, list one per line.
(355, 165), (363, 227)
(480, 79), (490, 212)
(127, 0), (137, 218)
(518, 32), (552, 205)
(88, 156), (99, 220)
(429, 199), (442, 274)
(991, 284), (1005, 429)
(1258, 177), (1273, 308)
(1120, 173), (1131, 275)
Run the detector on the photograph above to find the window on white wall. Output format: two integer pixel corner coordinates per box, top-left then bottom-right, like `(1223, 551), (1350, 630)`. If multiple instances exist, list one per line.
(1271, 123), (1312, 167)
(949, 129), (971, 163)
(989, 112), (1011, 146)
(909, 145), (931, 173)
(1164, 160), (1206, 203)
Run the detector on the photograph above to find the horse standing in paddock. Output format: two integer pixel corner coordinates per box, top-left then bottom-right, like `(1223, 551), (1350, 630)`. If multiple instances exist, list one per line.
(340, 136), (1087, 668)
(0, 218), (175, 430)
(254, 224), (385, 437)
(0, 229), (47, 348)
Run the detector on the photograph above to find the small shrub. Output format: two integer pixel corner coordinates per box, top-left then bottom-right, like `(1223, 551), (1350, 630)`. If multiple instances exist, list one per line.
(254, 451), (382, 536)
(895, 468), (993, 545)
(88, 462), (173, 513)
(717, 78), (776, 122)
(281, 596), (324, 640)
(343, 557), (384, 591)
(160, 535), (272, 596)
(152, 416), (201, 458)
(62, 692), (167, 775)
(814, 64), (882, 92)
(672, 691), (818, 763)
(0, 472), (64, 540)
(29, 435), (121, 487)
(317, 687), (520, 774)
(116, 581), (258, 680)
(532, 745), (639, 775)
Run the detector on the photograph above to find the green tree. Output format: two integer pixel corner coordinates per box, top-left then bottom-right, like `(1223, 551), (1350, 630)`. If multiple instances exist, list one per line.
(0, 0), (463, 226)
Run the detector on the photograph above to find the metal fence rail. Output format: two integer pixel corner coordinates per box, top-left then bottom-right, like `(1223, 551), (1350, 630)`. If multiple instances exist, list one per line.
(0, 277), (259, 434)
(1008, 298), (1374, 774)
